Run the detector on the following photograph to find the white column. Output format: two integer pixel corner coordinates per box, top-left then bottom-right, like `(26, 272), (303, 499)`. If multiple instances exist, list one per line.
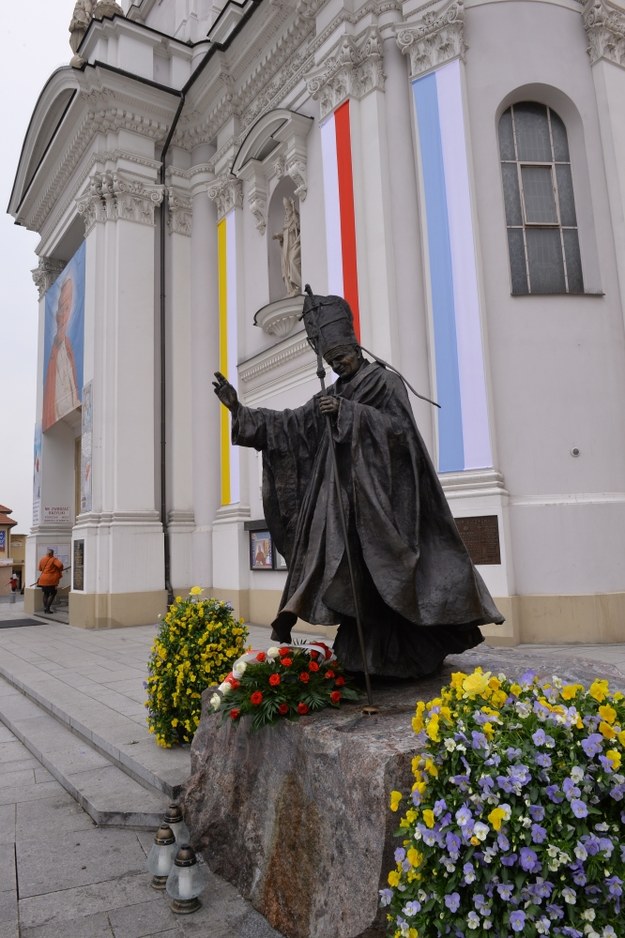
(70, 168), (167, 627)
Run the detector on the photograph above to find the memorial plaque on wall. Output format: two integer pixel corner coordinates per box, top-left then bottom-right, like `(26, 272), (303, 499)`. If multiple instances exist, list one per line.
(73, 540), (85, 591)
(454, 515), (501, 565)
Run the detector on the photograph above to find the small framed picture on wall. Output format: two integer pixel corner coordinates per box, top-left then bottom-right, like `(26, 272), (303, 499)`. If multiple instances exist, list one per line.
(250, 530), (273, 570)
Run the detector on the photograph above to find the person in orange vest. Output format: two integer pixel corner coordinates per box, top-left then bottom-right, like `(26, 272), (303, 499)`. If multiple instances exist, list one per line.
(38, 549), (64, 614)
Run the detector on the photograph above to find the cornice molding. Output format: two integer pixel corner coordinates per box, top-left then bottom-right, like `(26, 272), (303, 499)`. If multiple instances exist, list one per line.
(76, 170), (164, 234)
(239, 333), (310, 384)
(306, 26), (385, 120)
(32, 257), (66, 299)
(207, 175), (243, 220)
(583, 0), (625, 66)
(396, 0), (466, 78)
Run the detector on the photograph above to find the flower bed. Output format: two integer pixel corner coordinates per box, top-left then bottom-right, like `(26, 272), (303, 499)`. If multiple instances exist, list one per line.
(382, 667), (625, 938)
(210, 641), (360, 730)
(146, 589), (248, 747)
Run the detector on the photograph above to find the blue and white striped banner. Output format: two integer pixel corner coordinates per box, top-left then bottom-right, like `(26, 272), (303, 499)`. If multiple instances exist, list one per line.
(412, 59), (492, 473)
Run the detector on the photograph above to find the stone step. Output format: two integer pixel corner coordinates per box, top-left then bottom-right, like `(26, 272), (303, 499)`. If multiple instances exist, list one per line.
(0, 674), (169, 829)
(0, 648), (190, 800)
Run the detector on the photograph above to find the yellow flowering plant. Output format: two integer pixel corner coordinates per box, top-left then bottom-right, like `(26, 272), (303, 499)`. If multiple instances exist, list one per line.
(382, 667), (625, 938)
(145, 589), (248, 747)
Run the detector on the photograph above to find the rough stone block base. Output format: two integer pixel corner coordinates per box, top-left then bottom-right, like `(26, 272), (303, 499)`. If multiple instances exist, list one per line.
(181, 681), (429, 938)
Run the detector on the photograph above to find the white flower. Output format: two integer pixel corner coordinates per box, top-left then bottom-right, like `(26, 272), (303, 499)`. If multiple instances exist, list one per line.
(473, 822), (489, 841)
(571, 765), (584, 782)
(582, 910), (596, 922)
(444, 738), (457, 751)
(562, 887), (576, 904)
(467, 912), (480, 929)
(209, 693), (221, 710)
(218, 681), (231, 695)
(232, 661), (247, 679)
(574, 843), (588, 861)
(266, 646), (280, 659)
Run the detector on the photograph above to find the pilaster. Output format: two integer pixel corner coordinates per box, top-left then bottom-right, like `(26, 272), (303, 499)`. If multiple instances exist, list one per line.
(72, 166), (166, 616)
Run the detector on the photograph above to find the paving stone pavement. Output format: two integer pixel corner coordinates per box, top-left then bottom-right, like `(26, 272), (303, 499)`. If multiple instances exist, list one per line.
(0, 599), (624, 937)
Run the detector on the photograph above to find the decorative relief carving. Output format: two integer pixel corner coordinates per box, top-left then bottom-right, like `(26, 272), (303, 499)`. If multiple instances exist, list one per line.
(306, 26), (385, 120)
(395, 0), (466, 78)
(32, 257), (66, 299)
(76, 171), (164, 233)
(583, 0), (625, 66)
(207, 175), (243, 220)
(166, 187), (192, 237)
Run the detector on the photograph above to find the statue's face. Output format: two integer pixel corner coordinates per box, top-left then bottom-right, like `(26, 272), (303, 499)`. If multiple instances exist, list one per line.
(324, 345), (362, 379)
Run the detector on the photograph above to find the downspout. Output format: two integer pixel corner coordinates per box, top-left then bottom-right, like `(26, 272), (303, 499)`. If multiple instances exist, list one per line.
(159, 91), (186, 607)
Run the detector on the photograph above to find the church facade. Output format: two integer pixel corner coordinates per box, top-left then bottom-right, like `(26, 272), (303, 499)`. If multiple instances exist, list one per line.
(9, 0), (625, 643)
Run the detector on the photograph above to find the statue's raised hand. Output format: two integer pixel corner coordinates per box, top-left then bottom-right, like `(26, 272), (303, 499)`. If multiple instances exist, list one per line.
(212, 372), (239, 413)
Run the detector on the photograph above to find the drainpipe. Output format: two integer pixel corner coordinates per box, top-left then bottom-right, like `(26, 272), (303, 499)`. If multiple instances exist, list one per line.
(159, 92), (186, 607)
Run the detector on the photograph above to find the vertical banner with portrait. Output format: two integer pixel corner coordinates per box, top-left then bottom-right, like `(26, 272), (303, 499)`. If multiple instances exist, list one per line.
(33, 423), (42, 525)
(42, 242), (85, 431)
(80, 381), (93, 513)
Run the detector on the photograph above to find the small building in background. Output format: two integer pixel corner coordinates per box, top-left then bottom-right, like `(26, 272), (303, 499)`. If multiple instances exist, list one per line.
(0, 505), (21, 596)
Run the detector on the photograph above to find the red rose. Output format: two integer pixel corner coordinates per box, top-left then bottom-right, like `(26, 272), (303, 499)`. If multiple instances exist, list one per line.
(308, 661), (320, 672)
(299, 671), (310, 684)
(227, 677), (240, 690)
(250, 691), (263, 705)
(297, 702), (309, 715)
(269, 673), (281, 686)
(278, 646), (291, 656)
(309, 650), (318, 660)
(330, 691), (341, 704)
(324, 670), (335, 680)
(230, 709), (241, 720)
(335, 676), (346, 687)
(281, 657), (293, 667)
(256, 652), (267, 662)
(278, 703), (289, 715)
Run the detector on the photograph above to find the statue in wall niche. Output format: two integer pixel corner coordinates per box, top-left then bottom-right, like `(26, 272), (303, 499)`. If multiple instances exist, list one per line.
(69, 0), (94, 58)
(213, 290), (504, 682)
(273, 197), (302, 296)
(93, 1), (125, 19)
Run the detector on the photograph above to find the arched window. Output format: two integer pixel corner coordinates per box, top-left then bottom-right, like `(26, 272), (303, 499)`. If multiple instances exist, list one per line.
(498, 102), (584, 295)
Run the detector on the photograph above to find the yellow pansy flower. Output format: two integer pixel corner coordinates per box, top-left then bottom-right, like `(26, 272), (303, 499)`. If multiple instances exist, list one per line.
(407, 847), (422, 868)
(589, 679), (610, 703)
(599, 721), (616, 740)
(598, 704), (617, 724)
(390, 790), (403, 812)
(388, 870), (401, 887)
(422, 809), (435, 829)
(189, 586), (204, 595)
(462, 669), (492, 699)
(488, 806), (507, 831)
(606, 749), (622, 771)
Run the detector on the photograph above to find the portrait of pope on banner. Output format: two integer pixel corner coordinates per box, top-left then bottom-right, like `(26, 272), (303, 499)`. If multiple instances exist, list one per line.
(42, 243), (85, 431)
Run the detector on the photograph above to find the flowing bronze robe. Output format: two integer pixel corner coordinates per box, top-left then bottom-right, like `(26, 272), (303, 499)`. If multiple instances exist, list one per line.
(232, 360), (503, 677)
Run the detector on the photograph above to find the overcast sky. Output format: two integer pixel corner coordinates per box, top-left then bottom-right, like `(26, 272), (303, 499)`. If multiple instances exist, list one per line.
(0, 3), (78, 533)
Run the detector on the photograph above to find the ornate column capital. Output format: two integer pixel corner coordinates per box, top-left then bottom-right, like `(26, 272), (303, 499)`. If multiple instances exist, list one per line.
(76, 171), (164, 234)
(207, 175), (243, 221)
(306, 26), (385, 121)
(31, 257), (66, 299)
(583, 0), (625, 67)
(396, 0), (466, 79)
(166, 187), (193, 237)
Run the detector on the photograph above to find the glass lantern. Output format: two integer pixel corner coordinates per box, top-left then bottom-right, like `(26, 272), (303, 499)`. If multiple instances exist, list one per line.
(163, 802), (190, 845)
(146, 824), (177, 890)
(165, 844), (209, 914)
